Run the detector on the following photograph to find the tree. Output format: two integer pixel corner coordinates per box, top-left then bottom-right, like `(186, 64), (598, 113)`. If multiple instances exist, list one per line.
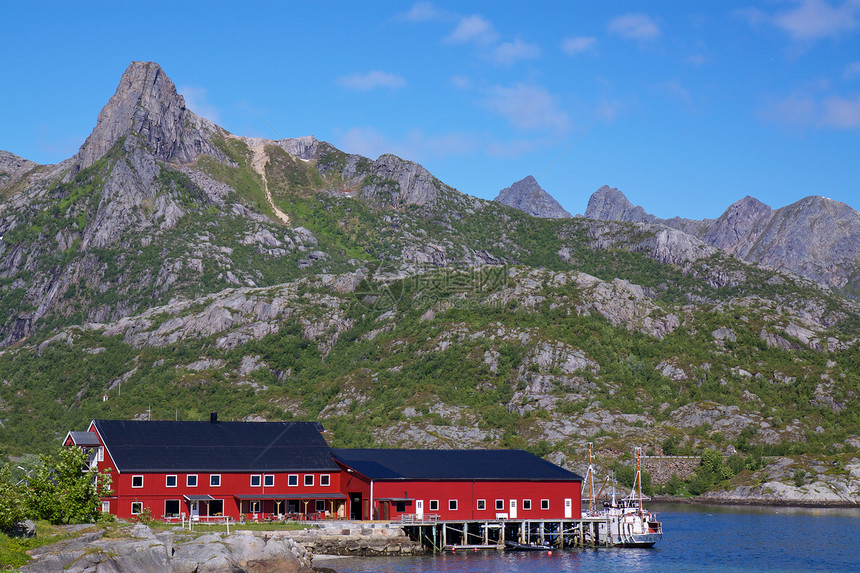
(0, 465), (27, 533)
(26, 446), (112, 525)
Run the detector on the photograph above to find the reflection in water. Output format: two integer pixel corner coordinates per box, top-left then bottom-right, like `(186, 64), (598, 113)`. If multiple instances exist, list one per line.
(319, 504), (860, 573)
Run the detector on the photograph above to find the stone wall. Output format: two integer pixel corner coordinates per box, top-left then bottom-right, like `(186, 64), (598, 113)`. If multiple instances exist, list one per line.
(283, 522), (425, 556)
(641, 456), (700, 484)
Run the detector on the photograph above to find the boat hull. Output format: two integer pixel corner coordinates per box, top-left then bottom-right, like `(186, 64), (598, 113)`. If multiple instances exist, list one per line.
(614, 532), (662, 548)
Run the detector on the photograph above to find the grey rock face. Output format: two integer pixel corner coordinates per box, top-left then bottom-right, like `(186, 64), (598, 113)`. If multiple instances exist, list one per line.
(585, 186), (860, 295)
(357, 154), (441, 207)
(0, 151), (39, 190)
(75, 61), (225, 170)
(494, 175), (572, 219)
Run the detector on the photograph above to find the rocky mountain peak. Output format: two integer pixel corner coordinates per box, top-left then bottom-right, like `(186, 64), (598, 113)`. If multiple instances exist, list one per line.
(494, 175), (572, 219)
(75, 61), (223, 170)
(585, 185), (656, 224)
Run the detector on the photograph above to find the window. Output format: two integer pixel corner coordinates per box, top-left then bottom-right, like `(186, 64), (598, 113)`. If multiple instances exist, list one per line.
(264, 475), (274, 487)
(477, 499), (486, 510)
(166, 475), (177, 488)
(429, 500), (439, 511)
(131, 475), (143, 488)
(187, 475), (198, 487)
(164, 499), (180, 517)
(250, 500), (260, 513)
(541, 499), (549, 510)
(210, 500), (224, 515)
(395, 501), (406, 512)
(131, 502), (143, 515)
(101, 501), (110, 513)
(288, 474), (298, 487)
(250, 475), (261, 487)
(97, 447), (104, 462)
(320, 474), (330, 487)
(315, 500), (326, 512)
(210, 474), (221, 487)
(495, 499), (504, 510)
(449, 499), (458, 511)
(523, 499), (532, 510)
(304, 474), (314, 486)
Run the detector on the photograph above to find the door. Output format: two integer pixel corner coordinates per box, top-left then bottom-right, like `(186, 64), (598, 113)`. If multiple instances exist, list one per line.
(509, 499), (517, 519)
(416, 499), (424, 519)
(191, 501), (200, 521)
(349, 493), (362, 520)
(564, 498), (572, 518)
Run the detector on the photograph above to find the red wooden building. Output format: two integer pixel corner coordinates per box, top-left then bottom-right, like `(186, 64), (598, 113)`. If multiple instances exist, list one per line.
(332, 448), (582, 521)
(65, 418), (582, 522)
(65, 417), (345, 521)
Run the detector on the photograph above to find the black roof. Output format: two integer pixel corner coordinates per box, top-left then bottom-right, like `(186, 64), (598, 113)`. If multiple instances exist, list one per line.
(331, 448), (582, 481)
(67, 431), (101, 447)
(93, 419), (338, 472)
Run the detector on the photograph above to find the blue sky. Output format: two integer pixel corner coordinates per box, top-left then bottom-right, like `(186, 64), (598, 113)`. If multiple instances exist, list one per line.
(2, 1), (858, 219)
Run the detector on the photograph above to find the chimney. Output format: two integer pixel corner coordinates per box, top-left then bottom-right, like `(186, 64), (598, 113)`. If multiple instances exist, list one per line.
(210, 412), (218, 423)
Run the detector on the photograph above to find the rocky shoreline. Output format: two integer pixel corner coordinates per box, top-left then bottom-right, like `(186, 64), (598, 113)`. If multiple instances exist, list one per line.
(20, 521), (422, 573)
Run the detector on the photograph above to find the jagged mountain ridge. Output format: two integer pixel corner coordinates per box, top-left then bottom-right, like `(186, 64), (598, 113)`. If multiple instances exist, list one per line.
(494, 175), (572, 219)
(1, 61), (859, 486)
(585, 186), (860, 298)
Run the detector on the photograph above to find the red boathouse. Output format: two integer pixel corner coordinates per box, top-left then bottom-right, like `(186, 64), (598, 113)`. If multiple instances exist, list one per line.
(65, 418), (583, 522)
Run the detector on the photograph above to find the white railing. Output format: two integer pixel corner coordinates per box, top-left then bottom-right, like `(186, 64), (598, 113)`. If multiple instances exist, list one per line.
(400, 513), (440, 524)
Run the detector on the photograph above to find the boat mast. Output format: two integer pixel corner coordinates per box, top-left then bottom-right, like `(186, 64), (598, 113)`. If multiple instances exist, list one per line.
(588, 442), (595, 513)
(635, 446), (643, 513)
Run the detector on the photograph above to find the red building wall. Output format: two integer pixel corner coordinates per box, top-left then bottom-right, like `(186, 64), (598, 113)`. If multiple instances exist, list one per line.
(341, 473), (582, 521)
(87, 423), (344, 520)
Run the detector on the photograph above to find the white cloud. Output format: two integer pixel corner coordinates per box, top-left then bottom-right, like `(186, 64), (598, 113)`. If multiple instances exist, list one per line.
(483, 84), (569, 132)
(561, 36), (597, 55)
(843, 61), (860, 79)
(179, 86), (220, 123)
(450, 74), (471, 89)
(337, 127), (477, 161)
(659, 79), (692, 106)
(821, 95), (860, 127)
(489, 38), (541, 65)
(337, 71), (407, 91)
(773, 0), (860, 40)
(398, 2), (449, 22)
(445, 14), (498, 44)
(608, 13), (661, 40)
(741, 1), (860, 41)
(762, 92), (860, 129)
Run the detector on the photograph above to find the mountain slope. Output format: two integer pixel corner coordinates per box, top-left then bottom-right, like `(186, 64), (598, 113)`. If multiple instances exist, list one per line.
(585, 186), (860, 298)
(1, 62), (859, 491)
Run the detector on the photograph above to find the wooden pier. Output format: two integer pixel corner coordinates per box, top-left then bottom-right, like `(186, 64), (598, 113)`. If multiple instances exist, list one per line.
(399, 515), (615, 552)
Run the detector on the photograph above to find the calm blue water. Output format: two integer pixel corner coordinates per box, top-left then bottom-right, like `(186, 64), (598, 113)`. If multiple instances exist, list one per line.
(316, 503), (860, 572)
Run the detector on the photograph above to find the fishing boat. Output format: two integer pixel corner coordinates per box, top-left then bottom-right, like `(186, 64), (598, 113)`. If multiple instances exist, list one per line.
(583, 445), (663, 548)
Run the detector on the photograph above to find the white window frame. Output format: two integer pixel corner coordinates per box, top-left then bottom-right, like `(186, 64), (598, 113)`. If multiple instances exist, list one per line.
(97, 447), (104, 462)
(495, 499), (504, 510)
(320, 474), (330, 486)
(429, 499), (439, 511)
(250, 474), (262, 487)
(449, 499), (458, 511)
(315, 500), (326, 512)
(187, 474), (198, 487)
(101, 501), (110, 513)
(523, 499), (532, 510)
(164, 499), (181, 517)
(263, 474), (274, 487)
(477, 499), (486, 510)
(210, 474), (221, 487)
(249, 500), (260, 513)
(131, 475), (144, 488)
(165, 475), (177, 488)
(288, 474), (299, 487)
(131, 501), (143, 515)
(541, 499), (549, 510)
(304, 474), (314, 487)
